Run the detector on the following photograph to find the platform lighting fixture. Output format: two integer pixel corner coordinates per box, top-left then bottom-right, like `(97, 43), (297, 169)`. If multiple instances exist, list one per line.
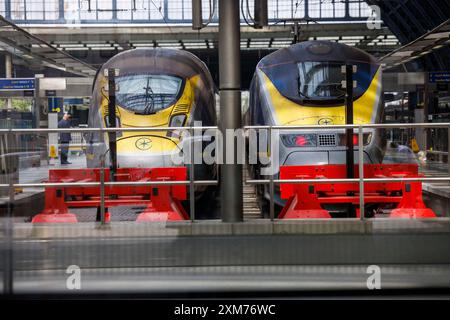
(184, 42), (208, 48)
(133, 43), (156, 47)
(317, 36), (340, 41)
(250, 42), (271, 46)
(392, 51), (414, 57)
(249, 44), (270, 48)
(183, 41), (206, 45)
(342, 36), (365, 40)
(89, 47), (116, 51)
(86, 44), (114, 48)
(64, 47), (89, 51)
(425, 31), (450, 40)
(60, 44), (85, 48)
(272, 40), (292, 45)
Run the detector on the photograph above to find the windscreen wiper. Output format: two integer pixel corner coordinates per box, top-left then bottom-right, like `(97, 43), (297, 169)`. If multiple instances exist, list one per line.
(142, 76), (155, 114)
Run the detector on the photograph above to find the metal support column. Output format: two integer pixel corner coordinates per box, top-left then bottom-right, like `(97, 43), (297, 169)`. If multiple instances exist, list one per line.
(254, 0), (268, 28)
(58, 0), (65, 21)
(345, 65), (355, 179)
(106, 68), (118, 180)
(5, 54), (12, 110)
(219, 0), (243, 222)
(192, 0), (203, 30)
(344, 64), (355, 216)
(448, 127), (450, 180)
(33, 74), (44, 129)
(424, 76), (430, 152)
(5, 0), (11, 19)
(3, 130), (15, 295)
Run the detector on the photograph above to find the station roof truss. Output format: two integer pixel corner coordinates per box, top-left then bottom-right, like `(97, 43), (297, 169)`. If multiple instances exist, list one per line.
(380, 18), (450, 70)
(25, 22), (398, 55)
(0, 15), (96, 77)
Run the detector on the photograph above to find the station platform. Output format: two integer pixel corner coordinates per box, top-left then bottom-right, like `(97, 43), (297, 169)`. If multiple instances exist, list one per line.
(2, 156), (450, 294)
(3, 219), (450, 294)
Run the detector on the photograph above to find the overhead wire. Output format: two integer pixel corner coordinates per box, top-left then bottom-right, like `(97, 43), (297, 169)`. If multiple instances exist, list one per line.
(149, 0), (174, 34)
(203, 0), (218, 27)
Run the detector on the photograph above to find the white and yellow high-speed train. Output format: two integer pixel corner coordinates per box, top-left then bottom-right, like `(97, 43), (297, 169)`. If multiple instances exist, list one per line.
(85, 48), (217, 183)
(246, 41), (385, 211)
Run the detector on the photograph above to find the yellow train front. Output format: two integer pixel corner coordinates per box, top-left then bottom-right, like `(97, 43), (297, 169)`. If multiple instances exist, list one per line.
(247, 41), (385, 211)
(85, 48), (217, 184)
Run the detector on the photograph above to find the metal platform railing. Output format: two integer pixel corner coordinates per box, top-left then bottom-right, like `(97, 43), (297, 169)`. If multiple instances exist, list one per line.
(243, 122), (450, 220)
(1, 122), (450, 221)
(0, 125), (219, 223)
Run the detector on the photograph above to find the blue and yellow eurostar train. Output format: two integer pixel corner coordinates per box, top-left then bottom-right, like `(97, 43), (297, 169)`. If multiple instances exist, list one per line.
(246, 41), (385, 211)
(85, 48), (217, 187)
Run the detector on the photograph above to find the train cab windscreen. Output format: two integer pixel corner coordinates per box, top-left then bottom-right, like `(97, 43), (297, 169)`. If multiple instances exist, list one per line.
(264, 60), (376, 105)
(116, 74), (183, 114)
(297, 62), (346, 100)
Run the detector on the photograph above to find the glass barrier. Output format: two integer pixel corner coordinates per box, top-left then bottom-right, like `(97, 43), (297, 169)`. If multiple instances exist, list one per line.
(1, 124), (450, 295)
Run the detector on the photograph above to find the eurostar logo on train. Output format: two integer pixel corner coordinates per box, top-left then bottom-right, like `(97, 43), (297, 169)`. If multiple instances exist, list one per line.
(135, 137), (152, 150)
(318, 118), (334, 125)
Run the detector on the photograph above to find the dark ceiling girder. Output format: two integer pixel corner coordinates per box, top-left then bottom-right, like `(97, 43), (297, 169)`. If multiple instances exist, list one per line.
(365, 0), (450, 71)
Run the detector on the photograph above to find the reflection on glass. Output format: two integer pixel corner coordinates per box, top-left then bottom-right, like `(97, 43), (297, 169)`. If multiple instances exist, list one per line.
(297, 62), (345, 100)
(116, 75), (183, 114)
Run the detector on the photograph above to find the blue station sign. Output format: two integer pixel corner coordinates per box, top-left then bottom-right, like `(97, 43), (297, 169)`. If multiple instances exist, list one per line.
(0, 78), (35, 91)
(429, 72), (450, 83)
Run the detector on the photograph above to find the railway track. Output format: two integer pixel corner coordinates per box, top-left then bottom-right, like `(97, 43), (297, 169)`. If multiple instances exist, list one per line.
(242, 166), (262, 220)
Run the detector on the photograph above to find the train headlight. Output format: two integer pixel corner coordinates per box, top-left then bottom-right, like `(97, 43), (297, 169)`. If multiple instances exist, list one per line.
(170, 114), (187, 127)
(281, 134), (317, 147)
(339, 133), (372, 146)
(168, 114), (187, 138)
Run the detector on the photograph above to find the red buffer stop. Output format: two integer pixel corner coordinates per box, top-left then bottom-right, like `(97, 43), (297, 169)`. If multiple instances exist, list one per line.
(32, 167), (189, 223)
(278, 164), (437, 219)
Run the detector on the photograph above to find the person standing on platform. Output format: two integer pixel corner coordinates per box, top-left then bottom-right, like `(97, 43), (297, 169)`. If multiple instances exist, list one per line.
(58, 112), (72, 165)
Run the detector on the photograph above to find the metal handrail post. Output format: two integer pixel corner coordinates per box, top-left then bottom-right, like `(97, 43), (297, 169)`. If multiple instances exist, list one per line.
(190, 127), (195, 222)
(448, 126), (450, 182)
(99, 155), (106, 225)
(269, 126), (275, 221)
(3, 129), (14, 295)
(358, 125), (365, 220)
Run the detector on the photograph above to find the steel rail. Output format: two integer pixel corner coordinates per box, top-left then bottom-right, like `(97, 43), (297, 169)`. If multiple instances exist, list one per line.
(244, 123), (450, 130)
(246, 177), (450, 185)
(0, 180), (218, 188)
(0, 126), (219, 134)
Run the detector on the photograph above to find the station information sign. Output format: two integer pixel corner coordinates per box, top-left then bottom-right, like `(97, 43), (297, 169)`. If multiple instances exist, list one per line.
(0, 78), (35, 91)
(429, 72), (450, 83)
